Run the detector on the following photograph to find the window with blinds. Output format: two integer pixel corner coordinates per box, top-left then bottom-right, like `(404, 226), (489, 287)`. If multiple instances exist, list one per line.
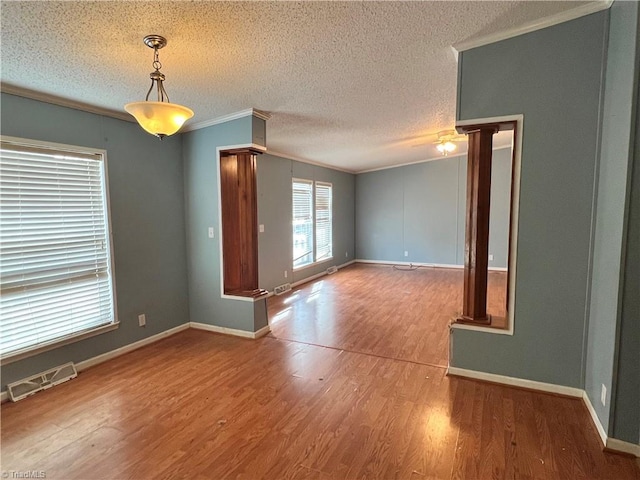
(292, 179), (314, 268)
(315, 182), (332, 261)
(0, 138), (117, 361)
(292, 179), (333, 269)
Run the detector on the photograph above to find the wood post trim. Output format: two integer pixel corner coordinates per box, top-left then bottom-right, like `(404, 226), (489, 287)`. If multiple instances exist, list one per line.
(457, 126), (498, 325)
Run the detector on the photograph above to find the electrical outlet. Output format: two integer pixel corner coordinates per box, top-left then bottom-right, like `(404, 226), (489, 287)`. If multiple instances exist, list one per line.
(138, 314), (146, 327)
(284, 270), (288, 278)
(601, 384), (606, 406)
(404, 251), (409, 257)
(345, 251), (348, 258)
(489, 254), (494, 261)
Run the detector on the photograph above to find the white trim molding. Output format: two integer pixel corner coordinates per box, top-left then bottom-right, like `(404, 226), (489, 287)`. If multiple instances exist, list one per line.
(453, 0), (613, 52)
(0, 322), (269, 403)
(355, 259), (507, 272)
(1, 82), (133, 122)
(447, 366), (584, 397)
(0, 83), (271, 136)
(1, 324), (190, 403)
(262, 260), (356, 298)
(190, 322), (271, 339)
(582, 390), (609, 445)
(182, 108), (271, 132)
(266, 149), (356, 175)
(606, 438), (640, 457)
(76, 324), (190, 372)
(290, 260), (356, 289)
(357, 144), (514, 175)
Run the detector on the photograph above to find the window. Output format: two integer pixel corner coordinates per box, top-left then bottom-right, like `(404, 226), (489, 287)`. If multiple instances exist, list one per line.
(315, 182), (332, 261)
(0, 138), (117, 361)
(292, 179), (332, 269)
(292, 179), (314, 268)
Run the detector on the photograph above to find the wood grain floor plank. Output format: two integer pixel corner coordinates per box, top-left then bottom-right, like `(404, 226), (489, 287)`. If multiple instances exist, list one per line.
(2, 265), (638, 479)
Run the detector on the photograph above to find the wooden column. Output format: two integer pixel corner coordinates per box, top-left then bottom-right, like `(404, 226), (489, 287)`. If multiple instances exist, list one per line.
(457, 126), (497, 324)
(220, 150), (266, 298)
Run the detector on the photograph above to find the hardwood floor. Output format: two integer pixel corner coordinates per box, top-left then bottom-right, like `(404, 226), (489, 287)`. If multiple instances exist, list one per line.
(268, 264), (507, 367)
(2, 265), (638, 479)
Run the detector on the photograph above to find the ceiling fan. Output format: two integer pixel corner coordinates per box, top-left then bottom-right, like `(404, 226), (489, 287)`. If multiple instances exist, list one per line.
(411, 129), (467, 156)
(433, 130), (466, 155)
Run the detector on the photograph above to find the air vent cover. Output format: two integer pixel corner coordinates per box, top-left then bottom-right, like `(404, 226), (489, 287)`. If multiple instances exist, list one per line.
(274, 283), (292, 295)
(7, 362), (77, 402)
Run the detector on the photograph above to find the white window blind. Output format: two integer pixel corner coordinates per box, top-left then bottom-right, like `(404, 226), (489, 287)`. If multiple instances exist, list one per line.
(292, 179), (333, 270)
(0, 140), (116, 359)
(292, 179), (314, 268)
(315, 182), (332, 261)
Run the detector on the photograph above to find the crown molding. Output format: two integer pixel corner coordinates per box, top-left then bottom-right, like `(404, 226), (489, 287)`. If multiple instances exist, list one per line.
(358, 151), (466, 174)
(453, 0), (613, 53)
(181, 108), (271, 132)
(1, 82), (134, 123)
(1, 82), (271, 133)
(357, 142), (515, 175)
(265, 149), (356, 175)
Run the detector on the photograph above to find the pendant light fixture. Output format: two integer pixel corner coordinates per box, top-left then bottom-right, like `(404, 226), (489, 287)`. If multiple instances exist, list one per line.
(125, 35), (194, 139)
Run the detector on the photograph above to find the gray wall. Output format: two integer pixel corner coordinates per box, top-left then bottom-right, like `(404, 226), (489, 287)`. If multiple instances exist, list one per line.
(452, 12), (608, 388)
(586, 1), (640, 442)
(610, 1), (640, 443)
(0, 93), (190, 387)
(257, 154), (356, 291)
(182, 116), (268, 332)
(356, 148), (512, 268)
(612, 110), (640, 443)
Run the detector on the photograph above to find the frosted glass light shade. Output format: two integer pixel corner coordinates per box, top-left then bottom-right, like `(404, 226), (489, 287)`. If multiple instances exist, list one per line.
(436, 141), (456, 153)
(124, 101), (194, 138)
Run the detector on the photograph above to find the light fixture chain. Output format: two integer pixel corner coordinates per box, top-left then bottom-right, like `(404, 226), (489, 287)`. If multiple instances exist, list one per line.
(153, 47), (162, 72)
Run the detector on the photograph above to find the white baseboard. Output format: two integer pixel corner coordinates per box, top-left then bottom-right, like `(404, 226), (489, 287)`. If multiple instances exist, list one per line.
(0, 323), (190, 404)
(582, 390), (608, 445)
(190, 322), (271, 339)
(583, 391), (640, 456)
(447, 366), (584, 397)
(356, 259), (462, 269)
(606, 438), (640, 457)
(289, 260), (356, 290)
(448, 366), (639, 457)
(1, 321), (267, 403)
(75, 323), (190, 372)
(355, 259), (506, 272)
(263, 260), (357, 298)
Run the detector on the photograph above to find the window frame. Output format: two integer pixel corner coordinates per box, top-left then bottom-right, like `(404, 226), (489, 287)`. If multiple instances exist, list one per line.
(0, 136), (119, 365)
(292, 178), (333, 271)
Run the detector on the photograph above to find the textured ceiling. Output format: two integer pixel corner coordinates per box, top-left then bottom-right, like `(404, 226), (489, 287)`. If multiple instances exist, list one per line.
(1, 1), (594, 172)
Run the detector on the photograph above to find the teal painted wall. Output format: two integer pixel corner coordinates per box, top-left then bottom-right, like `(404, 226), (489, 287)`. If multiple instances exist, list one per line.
(586, 0), (640, 442)
(355, 148), (512, 268)
(452, 11), (608, 388)
(182, 117), (268, 332)
(257, 154), (356, 292)
(0, 93), (190, 387)
(609, 1), (640, 444)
